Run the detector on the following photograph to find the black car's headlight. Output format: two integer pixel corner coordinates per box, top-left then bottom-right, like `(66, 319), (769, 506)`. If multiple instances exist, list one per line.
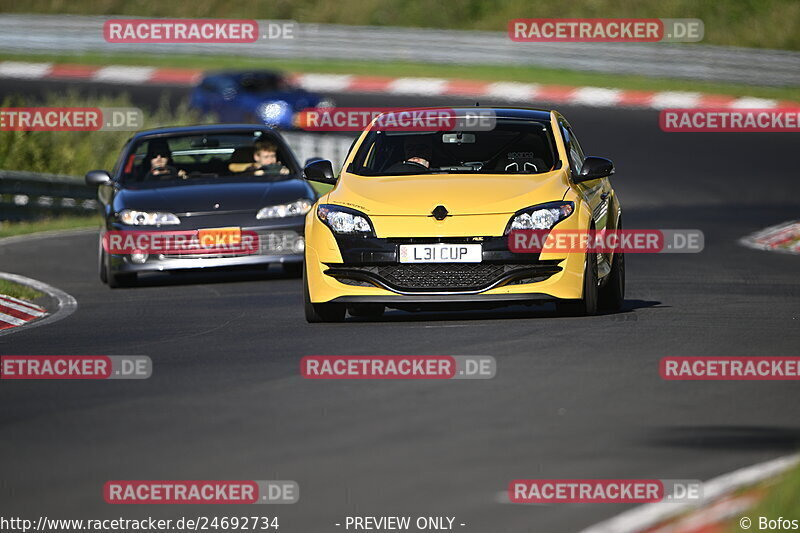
(118, 209), (180, 226)
(505, 201), (574, 233)
(317, 204), (375, 236)
(256, 199), (313, 219)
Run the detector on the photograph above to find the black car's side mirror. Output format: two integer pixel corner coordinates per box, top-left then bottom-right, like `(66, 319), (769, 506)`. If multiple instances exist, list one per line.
(304, 159), (337, 185)
(304, 157), (324, 167)
(573, 157), (614, 184)
(85, 170), (112, 186)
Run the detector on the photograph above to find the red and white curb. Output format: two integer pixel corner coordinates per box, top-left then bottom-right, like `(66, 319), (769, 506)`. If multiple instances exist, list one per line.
(0, 271), (77, 337)
(578, 453), (800, 533)
(0, 60), (797, 110)
(0, 293), (46, 330)
(740, 220), (800, 254)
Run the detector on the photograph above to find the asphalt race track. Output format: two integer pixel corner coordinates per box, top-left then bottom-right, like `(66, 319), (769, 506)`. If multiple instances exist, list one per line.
(1, 79), (799, 532)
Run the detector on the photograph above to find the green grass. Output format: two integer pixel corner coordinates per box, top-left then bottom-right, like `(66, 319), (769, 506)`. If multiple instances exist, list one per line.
(1, 51), (797, 103)
(0, 214), (101, 239)
(0, 89), (210, 175)
(1, 0), (799, 50)
(0, 279), (44, 301)
(728, 462), (800, 530)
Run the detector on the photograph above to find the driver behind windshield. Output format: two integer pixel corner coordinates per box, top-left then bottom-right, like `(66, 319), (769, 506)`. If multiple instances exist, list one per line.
(385, 140), (432, 172)
(241, 141), (290, 176)
(144, 140), (187, 180)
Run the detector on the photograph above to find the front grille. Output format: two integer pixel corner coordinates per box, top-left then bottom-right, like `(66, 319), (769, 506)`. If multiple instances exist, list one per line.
(379, 263), (504, 290)
(326, 262), (561, 292)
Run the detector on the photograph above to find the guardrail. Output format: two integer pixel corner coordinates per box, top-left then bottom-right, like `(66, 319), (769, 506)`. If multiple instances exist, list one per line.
(0, 133), (355, 222)
(283, 131), (356, 171)
(0, 14), (798, 86)
(0, 170), (97, 222)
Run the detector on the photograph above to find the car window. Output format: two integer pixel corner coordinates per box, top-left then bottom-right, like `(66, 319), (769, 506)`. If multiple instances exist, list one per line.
(350, 118), (557, 176)
(561, 123), (586, 174)
(122, 132), (296, 184)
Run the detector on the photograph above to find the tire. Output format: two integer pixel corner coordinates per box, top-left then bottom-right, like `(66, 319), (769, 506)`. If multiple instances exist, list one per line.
(556, 250), (599, 316)
(303, 264), (345, 323)
(599, 250), (625, 312)
(99, 248), (108, 284)
(106, 251), (137, 288)
(282, 262), (304, 278)
(348, 304), (385, 319)
(107, 271), (137, 288)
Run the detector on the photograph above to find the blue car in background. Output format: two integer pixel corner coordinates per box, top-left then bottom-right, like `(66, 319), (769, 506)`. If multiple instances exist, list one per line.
(190, 71), (333, 129)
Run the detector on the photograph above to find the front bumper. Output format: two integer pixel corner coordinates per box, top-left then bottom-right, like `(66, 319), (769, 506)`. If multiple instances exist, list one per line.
(107, 224), (304, 274)
(305, 230), (587, 305)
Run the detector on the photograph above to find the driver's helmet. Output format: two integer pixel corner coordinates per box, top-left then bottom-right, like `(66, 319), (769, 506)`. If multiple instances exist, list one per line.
(146, 139), (174, 168)
(404, 139), (432, 162)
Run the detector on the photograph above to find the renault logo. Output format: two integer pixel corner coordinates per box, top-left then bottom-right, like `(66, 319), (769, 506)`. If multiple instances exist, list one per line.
(431, 205), (449, 220)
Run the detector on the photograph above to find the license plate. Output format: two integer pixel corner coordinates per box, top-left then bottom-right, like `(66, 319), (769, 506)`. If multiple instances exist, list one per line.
(399, 243), (482, 263)
(197, 227), (242, 247)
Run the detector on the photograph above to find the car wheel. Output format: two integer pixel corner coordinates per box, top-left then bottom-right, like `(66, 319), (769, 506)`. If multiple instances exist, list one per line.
(556, 250), (599, 316)
(303, 264), (345, 323)
(108, 271), (137, 289)
(282, 262), (304, 278)
(106, 252), (137, 289)
(348, 304), (385, 319)
(99, 248), (108, 284)
(599, 250), (625, 312)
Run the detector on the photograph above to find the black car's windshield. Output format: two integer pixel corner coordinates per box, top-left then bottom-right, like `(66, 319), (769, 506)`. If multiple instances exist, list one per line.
(350, 118), (557, 176)
(121, 131), (296, 185)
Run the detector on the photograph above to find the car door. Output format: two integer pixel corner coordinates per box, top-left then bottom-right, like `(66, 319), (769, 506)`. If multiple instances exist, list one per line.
(559, 118), (613, 275)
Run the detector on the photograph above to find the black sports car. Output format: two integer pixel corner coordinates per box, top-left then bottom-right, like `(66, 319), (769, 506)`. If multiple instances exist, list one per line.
(85, 125), (317, 287)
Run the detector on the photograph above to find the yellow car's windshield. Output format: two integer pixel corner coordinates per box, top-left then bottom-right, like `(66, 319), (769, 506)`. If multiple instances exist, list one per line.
(350, 119), (557, 176)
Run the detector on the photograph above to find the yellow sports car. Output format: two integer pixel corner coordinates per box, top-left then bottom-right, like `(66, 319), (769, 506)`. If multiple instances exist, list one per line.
(301, 107), (623, 322)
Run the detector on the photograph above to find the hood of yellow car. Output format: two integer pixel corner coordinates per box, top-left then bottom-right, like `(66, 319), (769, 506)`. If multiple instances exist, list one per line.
(326, 170), (570, 216)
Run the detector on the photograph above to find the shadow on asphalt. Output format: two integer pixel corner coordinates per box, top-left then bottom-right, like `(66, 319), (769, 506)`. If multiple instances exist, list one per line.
(344, 299), (666, 324)
(120, 266), (301, 287)
(645, 426), (800, 451)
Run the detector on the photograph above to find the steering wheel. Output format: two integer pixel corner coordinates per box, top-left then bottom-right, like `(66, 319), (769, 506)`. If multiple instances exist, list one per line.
(403, 160), (429, 170)
(462, 161), (483, 171)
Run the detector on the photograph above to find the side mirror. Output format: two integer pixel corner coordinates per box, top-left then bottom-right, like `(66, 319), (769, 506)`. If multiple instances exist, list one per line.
(85, 170), (112, 186)
(303, 159), (337, 185)
(574, 157), (614, 183)
(304, 157), (325, 167)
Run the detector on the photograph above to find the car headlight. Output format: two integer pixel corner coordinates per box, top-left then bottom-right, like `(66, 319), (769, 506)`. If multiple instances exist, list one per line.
(118, 209), (180, 226)
(258, 101), (290, 124)
(317, 204), (375, 236)
(256, 199), (313, 219)
(505, 202), (574, 233)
